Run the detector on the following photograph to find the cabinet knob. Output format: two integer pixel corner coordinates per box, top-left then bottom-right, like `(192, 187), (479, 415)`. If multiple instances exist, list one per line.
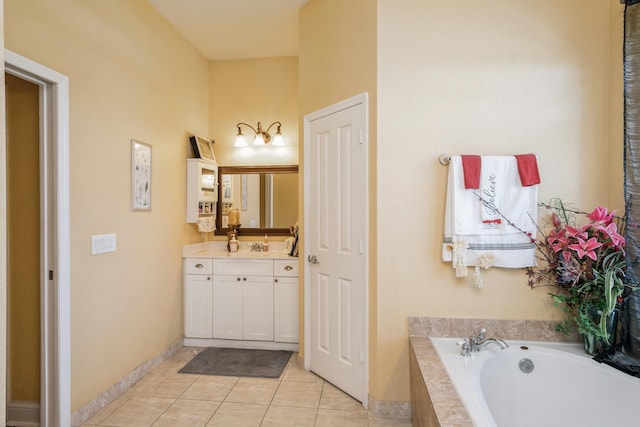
(284, 265), (293, 271)
(237, 277), (241, 282)
(195, 263), (204, 268)
(275, 279), (278, 283)
(243, 277), (247, 281)
(207, 276), (211, 281)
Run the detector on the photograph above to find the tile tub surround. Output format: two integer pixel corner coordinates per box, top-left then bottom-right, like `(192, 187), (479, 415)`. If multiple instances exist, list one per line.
(408, 317), (580, 427)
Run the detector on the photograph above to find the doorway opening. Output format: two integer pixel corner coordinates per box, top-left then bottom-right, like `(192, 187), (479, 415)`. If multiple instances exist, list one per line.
(4, 49), (70, 427)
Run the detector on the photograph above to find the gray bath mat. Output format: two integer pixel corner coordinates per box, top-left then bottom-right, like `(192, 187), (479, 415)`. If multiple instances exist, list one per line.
(179, 347), (292, 378)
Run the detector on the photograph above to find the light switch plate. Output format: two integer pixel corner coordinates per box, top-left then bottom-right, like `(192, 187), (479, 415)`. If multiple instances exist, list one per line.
(92, 233), (117, 255)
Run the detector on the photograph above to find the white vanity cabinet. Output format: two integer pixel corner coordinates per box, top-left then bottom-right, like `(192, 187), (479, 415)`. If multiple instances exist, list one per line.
(183, 252), (299, 351)
(184, 258), (213, 338)
(274, 259), (299, 343)
(212, 259), (274, 341)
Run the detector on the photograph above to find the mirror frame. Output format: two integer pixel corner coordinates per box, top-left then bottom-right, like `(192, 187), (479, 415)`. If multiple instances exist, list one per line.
(215, 165), (299, 236)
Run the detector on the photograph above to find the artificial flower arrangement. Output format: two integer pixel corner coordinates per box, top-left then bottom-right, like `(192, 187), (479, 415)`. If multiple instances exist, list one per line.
(522, 199), (631, 353)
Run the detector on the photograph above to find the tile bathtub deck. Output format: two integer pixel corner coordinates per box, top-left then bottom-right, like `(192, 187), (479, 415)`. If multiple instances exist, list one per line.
(81, 348), (411, 427)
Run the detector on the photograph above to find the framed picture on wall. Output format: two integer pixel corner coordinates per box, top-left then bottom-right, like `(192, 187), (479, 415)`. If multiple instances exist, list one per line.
(131, 139), (152, 211)
(189, 135), (216, 162)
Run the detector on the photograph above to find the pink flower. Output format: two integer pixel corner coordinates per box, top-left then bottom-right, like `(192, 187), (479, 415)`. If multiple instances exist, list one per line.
(551, 213), (561, 229)
(547, 230), (568, 253)
(567, 237), (603, 261)
(565, 225), (588, 240)
(591, 223), (626, 249)
(588, 206), (616, 225)
(605, 223), (625, 248)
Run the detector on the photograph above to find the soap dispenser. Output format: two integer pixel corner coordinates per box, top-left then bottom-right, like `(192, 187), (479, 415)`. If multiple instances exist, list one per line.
(263, 235), (269, 252)
(230, 234), (238, 253)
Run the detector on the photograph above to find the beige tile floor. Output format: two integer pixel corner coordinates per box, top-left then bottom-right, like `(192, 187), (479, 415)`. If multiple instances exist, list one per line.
(81, 347), (412, 427)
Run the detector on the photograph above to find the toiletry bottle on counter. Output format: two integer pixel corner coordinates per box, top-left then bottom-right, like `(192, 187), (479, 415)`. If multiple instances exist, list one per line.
(264, 235), (269, 252)
(230, 235), (238, 252)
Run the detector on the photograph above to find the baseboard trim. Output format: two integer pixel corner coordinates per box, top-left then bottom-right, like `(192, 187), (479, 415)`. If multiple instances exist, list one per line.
(7, 401), (40, 426)
(367, 397), (411, 420)
(184, 337), (299, 352)
(70, 338), (184, 427)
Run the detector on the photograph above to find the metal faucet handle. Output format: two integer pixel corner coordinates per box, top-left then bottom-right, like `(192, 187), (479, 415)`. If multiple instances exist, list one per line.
(477, 328), (487, 340)
(457, 338), (472, 357)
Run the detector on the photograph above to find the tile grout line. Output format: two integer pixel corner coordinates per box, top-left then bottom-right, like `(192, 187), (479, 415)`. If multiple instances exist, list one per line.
(311, 382), (327, 427)
(149, 370), (201, 426)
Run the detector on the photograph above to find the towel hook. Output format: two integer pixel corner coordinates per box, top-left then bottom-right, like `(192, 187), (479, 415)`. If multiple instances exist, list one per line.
(439, 155), (451, 166)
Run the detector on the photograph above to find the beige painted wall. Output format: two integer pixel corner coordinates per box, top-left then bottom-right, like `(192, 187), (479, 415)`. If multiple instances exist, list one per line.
(298, 0), (378, 379)
(195, 57), (300, 244)
(610, 1), (625, 208)
(377, 0), (624, 403)
(209, 57), (299, 167)
(6, 73), (40, 402)
(4, 0), (210, 411)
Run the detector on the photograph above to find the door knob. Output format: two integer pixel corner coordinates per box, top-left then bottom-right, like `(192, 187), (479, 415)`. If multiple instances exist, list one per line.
(308, 255), (319, 265)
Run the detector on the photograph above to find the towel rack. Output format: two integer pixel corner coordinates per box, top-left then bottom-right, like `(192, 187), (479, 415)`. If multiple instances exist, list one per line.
(439, 155), (451, 165)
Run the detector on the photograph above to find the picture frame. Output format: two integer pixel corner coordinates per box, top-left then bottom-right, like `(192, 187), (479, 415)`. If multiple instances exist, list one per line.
(131, 139), (152, 211)
(189, 135), (216, 163)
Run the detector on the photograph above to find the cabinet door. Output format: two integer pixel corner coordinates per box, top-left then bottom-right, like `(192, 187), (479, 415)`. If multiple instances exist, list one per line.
(274, 277), (299, 343)
(243, 276), (274, 341)
(185, 274), (213, 338)
(213, 275), (243, 340)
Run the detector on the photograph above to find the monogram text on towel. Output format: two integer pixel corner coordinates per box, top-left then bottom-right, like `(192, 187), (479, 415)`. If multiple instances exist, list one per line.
(481, 173), (502, 227)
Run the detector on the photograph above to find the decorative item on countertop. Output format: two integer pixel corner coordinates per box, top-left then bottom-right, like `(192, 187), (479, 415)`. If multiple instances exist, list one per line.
(289, 222), (299, 257)
(228, 208), (241, 227)
(227, 226), (239, 252)
(284, 237), (295, 254)
(263, 235), (269, 252)
(521, 199), (636, 355)
(229, 235), (238, 253)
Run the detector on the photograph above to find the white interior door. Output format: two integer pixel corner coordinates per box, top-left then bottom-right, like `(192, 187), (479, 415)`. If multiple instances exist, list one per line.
(304, 94), (368, 403)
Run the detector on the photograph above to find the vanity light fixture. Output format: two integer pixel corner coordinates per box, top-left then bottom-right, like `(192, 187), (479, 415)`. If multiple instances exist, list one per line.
(235, 121), (284, 147)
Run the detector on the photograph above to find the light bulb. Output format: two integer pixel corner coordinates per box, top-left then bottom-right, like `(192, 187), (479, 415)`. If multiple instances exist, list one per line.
(254, 133), (266, 146)
(234, 134), (247, 147)
(272, 131), (284, 146)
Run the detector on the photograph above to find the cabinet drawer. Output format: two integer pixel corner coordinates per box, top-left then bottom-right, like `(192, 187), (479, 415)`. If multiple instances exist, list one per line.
(185, 258), (213, 275)
(214, 259), (273, 276)
(274, 259), (299, 277)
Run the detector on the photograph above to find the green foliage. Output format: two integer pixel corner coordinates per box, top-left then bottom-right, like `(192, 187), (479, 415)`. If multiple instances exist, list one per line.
(528, 201), (631, 345)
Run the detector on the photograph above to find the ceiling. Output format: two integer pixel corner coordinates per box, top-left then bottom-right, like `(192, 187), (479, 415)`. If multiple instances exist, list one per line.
(147, 0), (310, 61)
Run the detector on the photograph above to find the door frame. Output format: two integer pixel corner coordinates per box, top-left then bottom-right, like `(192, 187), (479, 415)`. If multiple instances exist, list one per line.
(5, 49), (71, 427)
(302, 92), (369, 406)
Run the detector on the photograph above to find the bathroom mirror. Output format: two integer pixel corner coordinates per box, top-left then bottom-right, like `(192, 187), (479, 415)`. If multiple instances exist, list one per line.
(215, 165), (298, 236)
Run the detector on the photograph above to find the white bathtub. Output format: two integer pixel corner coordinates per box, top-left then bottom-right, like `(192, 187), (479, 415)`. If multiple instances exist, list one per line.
(431, 337), (640, 427)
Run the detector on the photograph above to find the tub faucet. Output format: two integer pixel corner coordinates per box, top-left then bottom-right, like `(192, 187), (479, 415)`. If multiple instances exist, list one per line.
(459, 328), (509, 356)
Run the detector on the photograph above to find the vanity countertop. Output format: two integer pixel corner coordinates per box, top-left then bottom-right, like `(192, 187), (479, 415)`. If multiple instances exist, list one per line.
(186, 249), (295, 259)
(183, 241), (297, 260)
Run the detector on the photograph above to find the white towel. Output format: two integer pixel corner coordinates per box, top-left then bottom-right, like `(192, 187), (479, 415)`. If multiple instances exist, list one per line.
(197, 216), (216, 233)
(443, 155), (538, 269)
